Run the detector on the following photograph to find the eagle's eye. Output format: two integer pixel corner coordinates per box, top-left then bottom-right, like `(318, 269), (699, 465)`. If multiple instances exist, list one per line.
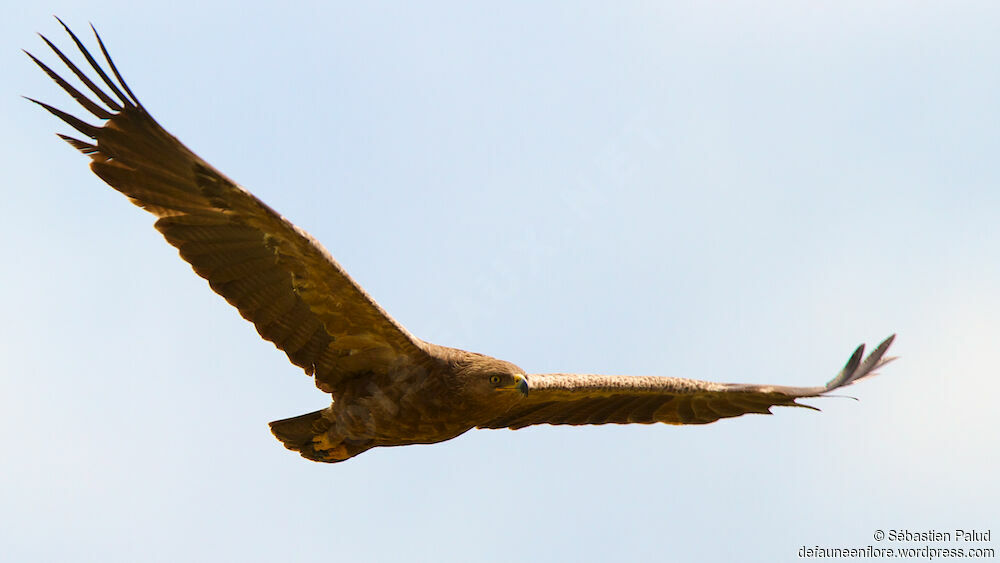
(489, 375), (502, 385)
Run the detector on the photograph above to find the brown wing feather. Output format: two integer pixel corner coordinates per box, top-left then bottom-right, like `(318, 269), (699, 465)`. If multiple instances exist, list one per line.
(28, 21), (431, 392)
(481, 335), (896, 429)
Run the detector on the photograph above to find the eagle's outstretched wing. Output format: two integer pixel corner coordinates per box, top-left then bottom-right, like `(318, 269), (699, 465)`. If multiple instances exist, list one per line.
(481, 335), (896, 429)
(27, 20), (432, 392)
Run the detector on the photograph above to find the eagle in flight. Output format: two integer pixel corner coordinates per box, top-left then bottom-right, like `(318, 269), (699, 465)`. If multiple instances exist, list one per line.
(27, 20), (896, 463)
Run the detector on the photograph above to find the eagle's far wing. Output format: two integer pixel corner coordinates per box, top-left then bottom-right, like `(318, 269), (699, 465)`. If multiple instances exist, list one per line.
(27, 21), (432, 392)
(480, 335), (896, 429)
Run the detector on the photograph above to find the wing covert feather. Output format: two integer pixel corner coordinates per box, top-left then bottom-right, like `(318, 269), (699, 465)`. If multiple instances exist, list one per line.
(29, 22), (431, 391)
(481, 335), (896, 429)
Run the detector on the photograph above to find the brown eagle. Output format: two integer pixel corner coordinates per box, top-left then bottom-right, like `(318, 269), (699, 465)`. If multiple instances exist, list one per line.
(27, 21), (896, 463)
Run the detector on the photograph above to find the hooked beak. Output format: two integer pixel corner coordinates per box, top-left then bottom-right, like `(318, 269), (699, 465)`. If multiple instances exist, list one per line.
(512, 373), (529, 397)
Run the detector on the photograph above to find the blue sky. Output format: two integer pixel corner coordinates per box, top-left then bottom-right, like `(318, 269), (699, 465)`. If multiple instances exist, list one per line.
(2, 3), (998, 562)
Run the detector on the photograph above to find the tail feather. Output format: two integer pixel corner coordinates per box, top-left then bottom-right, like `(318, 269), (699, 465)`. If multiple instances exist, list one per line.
(269, 410), (333, 462)
(269, 410), (373, 463)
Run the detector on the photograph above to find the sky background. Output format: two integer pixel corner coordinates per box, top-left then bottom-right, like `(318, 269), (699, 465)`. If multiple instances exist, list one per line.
(2, 2), (998, 562)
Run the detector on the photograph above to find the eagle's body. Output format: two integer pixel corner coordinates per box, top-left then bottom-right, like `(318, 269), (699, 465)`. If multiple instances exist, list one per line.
(290, 348), (529, 461)
(28, 21), (896, 463)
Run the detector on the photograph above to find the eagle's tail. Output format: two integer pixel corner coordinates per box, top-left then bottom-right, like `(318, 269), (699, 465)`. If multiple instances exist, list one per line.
(269, 410), (373, 463)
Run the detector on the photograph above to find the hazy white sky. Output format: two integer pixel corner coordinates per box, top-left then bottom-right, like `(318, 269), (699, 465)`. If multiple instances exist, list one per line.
(2, 2), (998, 562)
